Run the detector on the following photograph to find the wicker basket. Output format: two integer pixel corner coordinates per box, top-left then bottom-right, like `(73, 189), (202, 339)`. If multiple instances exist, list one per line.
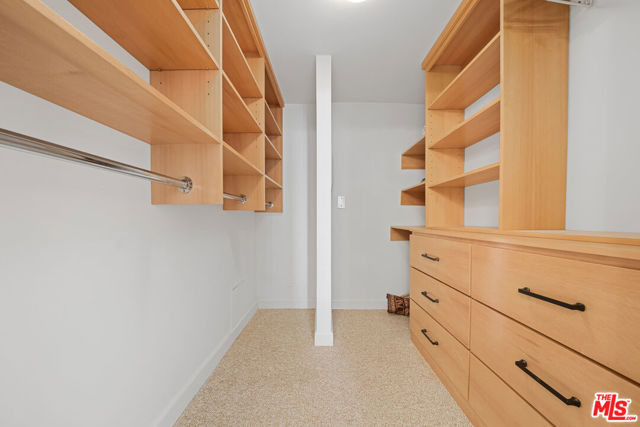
(386, 293), (410, 316)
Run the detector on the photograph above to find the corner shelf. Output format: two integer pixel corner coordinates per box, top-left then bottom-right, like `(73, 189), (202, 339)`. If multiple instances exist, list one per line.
(402, 136), (425, 169)
(401, 182), (426, 206)
(68, 0), (218, 70)
(429, 33), (500, 110)
(0, 0), (221, 147)
(222, 72), (262, 133)
(430, 98), (500, 149)
(222, 15), (262, 98)
(429, 163), (500, 188)
(265, 102), (283, 136)
(265, 136), (282, 160)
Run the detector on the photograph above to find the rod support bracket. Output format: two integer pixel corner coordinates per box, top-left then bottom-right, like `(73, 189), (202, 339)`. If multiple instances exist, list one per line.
(179, 177), (193, 194)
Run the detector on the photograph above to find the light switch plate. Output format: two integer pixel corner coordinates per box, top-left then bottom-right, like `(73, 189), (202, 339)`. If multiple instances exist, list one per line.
(337, 195), (346, 209)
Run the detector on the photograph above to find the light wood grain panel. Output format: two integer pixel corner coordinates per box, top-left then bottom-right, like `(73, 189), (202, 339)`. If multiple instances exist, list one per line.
(222, 0), (259, 54)
(265, 158), (282, 185)
(265, 102), (283, 136)
(500, 0), (569, 230)
(222, 72), (261, 133)
(246, 55), (266, 95)
(0, 0), (222, 146)
(431, 98), (501, 149)
(473, 245), (640, 383)
(422, 0), (500, 71)
(224, 133), (264, 172)
(151, 143), (223, 204)
(222, 15), (262, 98)
(425, 66), (465, 227)
(69, 0), (217, 70)
(402, 137), (425, 170)
(430, 33), (500, 110)
(222, 143), (262, 176)
(410, 235), (470, 294)
(265, 175), (282, 189)
(177, 0), (219, 9)
(223, 175), (264, 211)
(410, 268), (470, 347)
(430, 162), (500, 188)
(185, 9), (221, 66)
(265, 135), (282, 160)
(469, 355), (551, 427)
(265, 188), (283, 213)
(411, 304), (470, 399)
(150, 70), (222, 138)
(401, 183), (425, 206)
(471, 301), (640, 427)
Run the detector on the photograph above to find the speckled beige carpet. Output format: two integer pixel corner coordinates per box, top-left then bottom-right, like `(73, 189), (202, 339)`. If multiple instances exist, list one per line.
(176, 310), (470, 426)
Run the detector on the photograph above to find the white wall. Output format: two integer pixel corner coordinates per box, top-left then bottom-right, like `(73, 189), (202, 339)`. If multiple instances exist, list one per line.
(565, 0), (640, 232)
(256, 103), (424, 309)
(0, 1), (258, 426)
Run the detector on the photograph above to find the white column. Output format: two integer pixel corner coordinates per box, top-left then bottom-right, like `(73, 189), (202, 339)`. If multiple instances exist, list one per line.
(315, 55), (333, 346)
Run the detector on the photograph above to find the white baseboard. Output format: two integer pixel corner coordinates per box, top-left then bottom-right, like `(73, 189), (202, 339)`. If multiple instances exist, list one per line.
(258, 299), (387, 310)
(154, 302), (258, 427)
(314, 331), (334, 346)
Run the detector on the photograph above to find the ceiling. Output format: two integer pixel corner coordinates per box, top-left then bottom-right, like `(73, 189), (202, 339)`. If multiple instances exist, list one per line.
(251, 0), (462, 104)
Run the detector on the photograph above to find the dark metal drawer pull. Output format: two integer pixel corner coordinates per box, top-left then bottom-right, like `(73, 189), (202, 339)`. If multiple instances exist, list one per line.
(518, 287), (586, 311)
(421, 291), (439, 303)
(421, 253), (440, 262)
(421, 329), (439, 346)
(515, 359), (581, 407)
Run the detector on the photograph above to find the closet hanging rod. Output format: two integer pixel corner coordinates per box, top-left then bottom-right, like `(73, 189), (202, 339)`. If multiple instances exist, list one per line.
(265, 202), (274, 209)
(0, 127), (193, 193)
(224, 192), (247, 204)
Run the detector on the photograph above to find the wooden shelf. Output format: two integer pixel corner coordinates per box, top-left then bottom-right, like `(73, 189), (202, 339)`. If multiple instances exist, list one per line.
(265, 174), (282, 189)
(222, 0), (259, 54)
(265, 102), (283, 136)
(401, 182), (426, 206)
(402, 136), (425, 169)
(222, 16), (262, 98)
(430, 98), (500, 149)
(223, 143), (262, 176)
(430, 163), (500, 188)
(222, 72), (262, 133)
(177, 0), (219, 9)
(0, 0), (221, 147)
(430, 33), (500, 110)
(69, 0), (218, 70)
(265, 136), (282, 160)
(422, 0), (500, 71)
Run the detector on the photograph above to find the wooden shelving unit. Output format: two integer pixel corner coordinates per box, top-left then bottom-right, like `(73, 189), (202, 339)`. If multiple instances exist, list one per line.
(402, 136), (425, 169)
(265, 102), (283, 136)
(0, 0), (285, 211)
(401, 182), (426, 206)
(420, 0), (568, 230)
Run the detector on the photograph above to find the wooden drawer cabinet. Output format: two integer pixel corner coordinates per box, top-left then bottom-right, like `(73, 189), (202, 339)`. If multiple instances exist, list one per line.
(410, 303), (469, 399)
(471, 301), (640, 427)
(469, 355), (551, 427)
(472, 245), (640, 383)
(410, 267), (470, 347)
(410, 235), (470, 294)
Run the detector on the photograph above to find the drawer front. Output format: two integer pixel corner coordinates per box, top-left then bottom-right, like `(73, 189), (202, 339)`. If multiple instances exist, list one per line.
(472, 245), (640, 383)
(471, 301), (640, 427)
(410, 235), (470, 294)
(410, 267), (470, 347)
(469, 355), (551, 427)
(410, 303), (469, 399)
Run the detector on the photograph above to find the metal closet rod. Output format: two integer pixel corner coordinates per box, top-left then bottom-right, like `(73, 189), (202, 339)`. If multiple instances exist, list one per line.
(0, 128), (254, 205)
